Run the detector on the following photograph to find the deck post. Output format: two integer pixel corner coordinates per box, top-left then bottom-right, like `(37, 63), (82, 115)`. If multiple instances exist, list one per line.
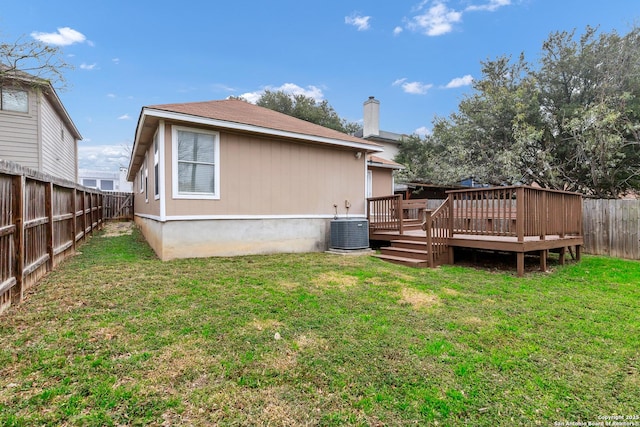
(397, 196), (404, 235)
(540, 250), (547, 272)
(425, 210), (434, 268)
(516, 187), (525, 242)
(559, 247), (566, 265)
(540, 190), (547, 240)
(516, 252), (525, 277)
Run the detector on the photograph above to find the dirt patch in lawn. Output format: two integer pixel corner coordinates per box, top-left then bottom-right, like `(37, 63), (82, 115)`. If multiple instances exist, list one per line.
(102, 221), (134, 237)
(399, 287), (440, 310)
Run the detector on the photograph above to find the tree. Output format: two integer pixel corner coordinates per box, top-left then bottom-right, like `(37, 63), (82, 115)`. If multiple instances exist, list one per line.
(535, 26), (640, 197)
(397, 25), (640, 197)
(1, 35), (72, 89)
(397, 54), (544, 186)
(252, 90), (362, 135)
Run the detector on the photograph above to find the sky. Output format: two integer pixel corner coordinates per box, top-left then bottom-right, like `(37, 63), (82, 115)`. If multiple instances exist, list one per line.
(1, 0), (638, 172)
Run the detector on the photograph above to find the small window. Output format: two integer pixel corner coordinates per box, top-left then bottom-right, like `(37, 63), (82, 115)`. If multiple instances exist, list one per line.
(1, 88), (28, 113)
(173, 127), (220, 199)
(100, 180), (114, 191)
(83, 179), (97, 188)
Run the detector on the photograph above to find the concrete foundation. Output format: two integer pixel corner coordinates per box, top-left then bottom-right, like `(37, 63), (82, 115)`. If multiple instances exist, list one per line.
(135, 216), (332, 260)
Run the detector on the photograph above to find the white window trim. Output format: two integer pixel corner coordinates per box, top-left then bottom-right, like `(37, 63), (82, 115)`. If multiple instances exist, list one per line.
(144, 153), (149, 203)
(171, 125), (220, 200)
(153, 130), (160, 200)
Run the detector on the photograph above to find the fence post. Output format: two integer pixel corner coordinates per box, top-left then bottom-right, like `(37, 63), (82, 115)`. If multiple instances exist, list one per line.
(81, 190), (87, 241)
(45, 182), (54, 271)
(11, 175), (24, 304)
(72, 188), (77, 250)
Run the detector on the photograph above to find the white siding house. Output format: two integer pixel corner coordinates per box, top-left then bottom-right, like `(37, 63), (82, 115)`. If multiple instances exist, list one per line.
(0, 69), (81, 182)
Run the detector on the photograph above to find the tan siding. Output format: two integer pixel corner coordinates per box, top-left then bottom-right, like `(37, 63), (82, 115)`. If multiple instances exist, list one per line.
(370, 167), (394, 197)
(0, 88), (39, 170)
(163, 125), (366, 217)
(133, 142), (160, 218)
(40, 95), (77, 181)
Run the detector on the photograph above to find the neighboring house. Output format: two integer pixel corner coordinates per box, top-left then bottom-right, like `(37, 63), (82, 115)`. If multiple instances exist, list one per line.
(126, 99), (384, 260)
(79, 167), (133, 192)
(0, 67), (82, 182)
(355, 97), (405, 196)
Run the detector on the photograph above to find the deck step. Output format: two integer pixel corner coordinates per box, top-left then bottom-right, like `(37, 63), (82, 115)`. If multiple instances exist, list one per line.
(373, 253), (429, 267)
(380, 246), (430, 260)
(391, 239), (428, 249)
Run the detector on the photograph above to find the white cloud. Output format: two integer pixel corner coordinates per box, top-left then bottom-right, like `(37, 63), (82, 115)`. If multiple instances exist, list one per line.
(80, 63), (97, 70)
(466, 0), (511, 12)
(118, 114), (131, 120)
(393, 26), (403, 36)
(345, 14), (371, 31)
(407, 1), (462, 36)
(78, 144), (131, 171)
(415, 126), (431, 136)
(107, 93), (116, 98)
(30, 27), (86, 46)
(404, 0), (511, 36)
(112, 58), (120, 64)
(393, 78), (433, 95)
(240, 83), (325, 104)
(445, 74), (473, 88)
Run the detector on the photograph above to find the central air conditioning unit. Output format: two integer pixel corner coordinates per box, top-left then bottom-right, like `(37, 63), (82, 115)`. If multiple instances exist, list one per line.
(330, 218), (369, 250)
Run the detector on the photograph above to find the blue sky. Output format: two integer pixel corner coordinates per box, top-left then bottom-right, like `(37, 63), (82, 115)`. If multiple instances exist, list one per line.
(1, 0), (637, 172)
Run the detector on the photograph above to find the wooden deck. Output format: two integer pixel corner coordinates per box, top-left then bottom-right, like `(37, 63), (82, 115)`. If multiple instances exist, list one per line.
(368, 186), (583, 276)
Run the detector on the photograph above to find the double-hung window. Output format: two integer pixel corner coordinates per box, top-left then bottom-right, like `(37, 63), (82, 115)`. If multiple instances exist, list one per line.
(172, 126), (220, 199)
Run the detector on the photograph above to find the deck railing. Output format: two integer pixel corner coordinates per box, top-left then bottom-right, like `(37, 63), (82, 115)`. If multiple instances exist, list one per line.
(447, 186), (583, 241)
(423, 198), (451, 267)
(367, 196), (433, 234)
(367, 194), (403, 232)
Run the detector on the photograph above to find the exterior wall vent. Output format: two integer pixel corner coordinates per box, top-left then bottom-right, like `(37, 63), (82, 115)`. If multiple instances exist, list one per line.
(330, 218), (369, 250)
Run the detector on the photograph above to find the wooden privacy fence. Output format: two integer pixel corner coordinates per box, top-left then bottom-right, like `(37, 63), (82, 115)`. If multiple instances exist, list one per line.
(582, 199), (640, 259)
(0, 160), (133, 315)
(103, 191), (134, 220)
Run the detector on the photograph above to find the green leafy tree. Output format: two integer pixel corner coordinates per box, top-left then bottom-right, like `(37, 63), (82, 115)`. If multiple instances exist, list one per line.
(398, 25), (640, 197)
(253, 90), (362, 135)
(535, 26), (640, 197)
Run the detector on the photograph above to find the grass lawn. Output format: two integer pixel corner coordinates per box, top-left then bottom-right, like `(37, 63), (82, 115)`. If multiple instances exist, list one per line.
(0, 225), (639, 426)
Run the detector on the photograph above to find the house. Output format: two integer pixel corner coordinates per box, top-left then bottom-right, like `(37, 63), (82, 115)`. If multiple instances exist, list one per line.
(79, 167), (133, 192)
(355, 96), (406, 197)
(0, 67), (82, 183)
(126, 99), (386, 260)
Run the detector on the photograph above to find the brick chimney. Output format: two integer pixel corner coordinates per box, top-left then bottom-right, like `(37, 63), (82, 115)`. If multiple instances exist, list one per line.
(363, 96), (380, 138)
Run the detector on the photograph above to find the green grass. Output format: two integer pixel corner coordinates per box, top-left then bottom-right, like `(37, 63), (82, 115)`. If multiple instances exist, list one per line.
(1, 226), (639, 426)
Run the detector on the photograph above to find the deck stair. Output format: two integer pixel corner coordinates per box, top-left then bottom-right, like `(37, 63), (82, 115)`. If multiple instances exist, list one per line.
(375, 239), (429, 267)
